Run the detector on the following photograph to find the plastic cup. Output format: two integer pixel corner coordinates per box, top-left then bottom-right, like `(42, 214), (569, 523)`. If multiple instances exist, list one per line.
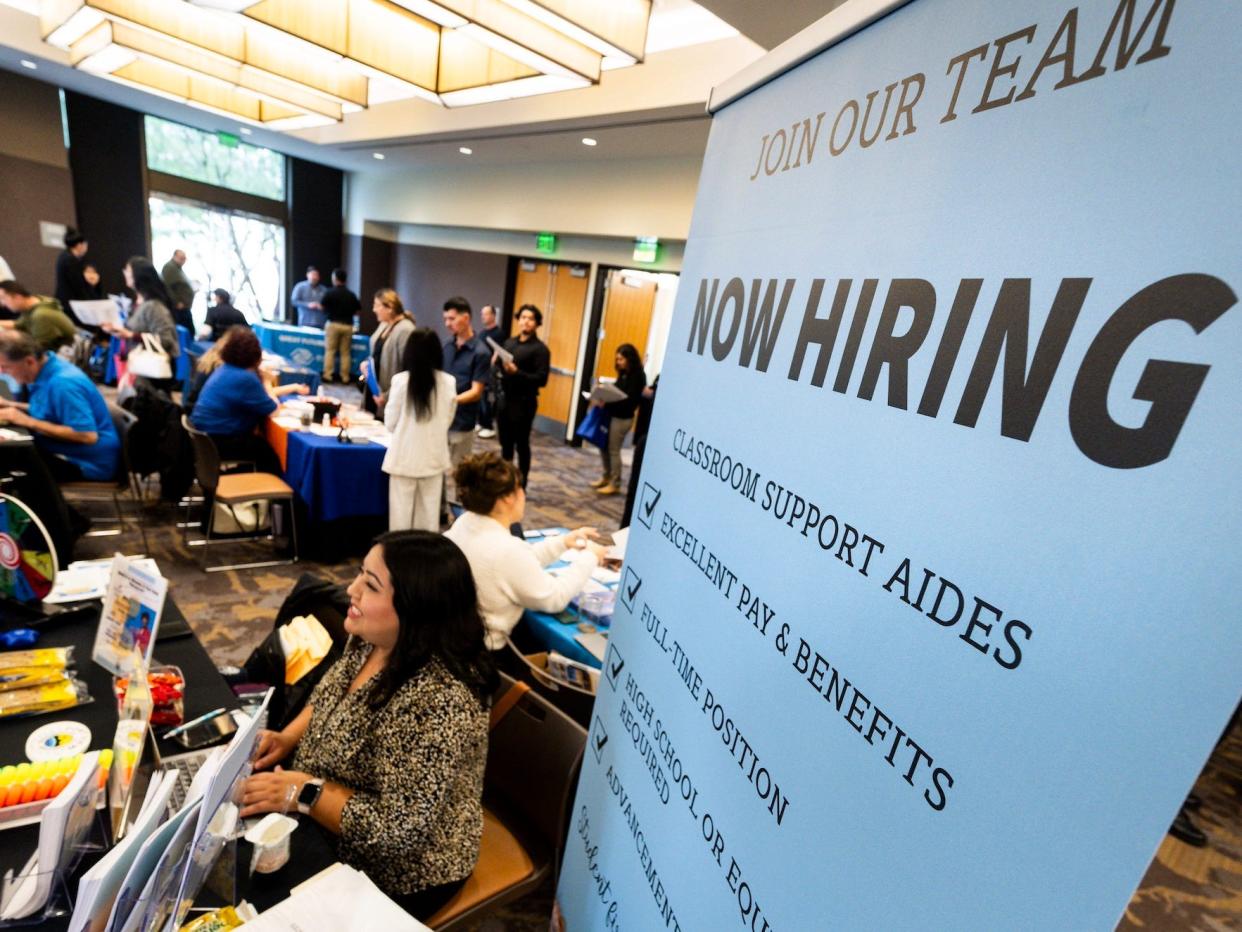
(245, 813), (297, 874)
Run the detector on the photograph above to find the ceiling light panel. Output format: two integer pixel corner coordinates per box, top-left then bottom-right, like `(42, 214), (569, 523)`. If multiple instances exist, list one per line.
(38, 0), (651, 123)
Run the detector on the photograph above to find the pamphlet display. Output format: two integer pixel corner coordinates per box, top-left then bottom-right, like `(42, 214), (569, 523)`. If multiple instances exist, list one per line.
(92, 557), (167, 678)
(556, 1), (1242, 929)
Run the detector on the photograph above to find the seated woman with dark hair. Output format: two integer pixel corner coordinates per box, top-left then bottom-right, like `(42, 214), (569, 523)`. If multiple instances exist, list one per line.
(242, 531), (497, 918)
(445, 452), (606, 650)
(189, 325), (304, 473)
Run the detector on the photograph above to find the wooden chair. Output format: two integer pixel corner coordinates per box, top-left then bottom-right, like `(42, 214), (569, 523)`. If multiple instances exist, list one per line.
(427, 674), (586, 930)
(182, 417), (299, 572)
(60, 402), (149, 552)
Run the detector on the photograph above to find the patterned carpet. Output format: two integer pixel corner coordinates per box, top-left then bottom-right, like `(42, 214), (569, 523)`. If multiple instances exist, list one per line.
(63, 392), (1241, 930)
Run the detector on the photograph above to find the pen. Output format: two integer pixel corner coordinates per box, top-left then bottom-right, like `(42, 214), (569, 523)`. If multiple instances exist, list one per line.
(163, 707), (227, 740)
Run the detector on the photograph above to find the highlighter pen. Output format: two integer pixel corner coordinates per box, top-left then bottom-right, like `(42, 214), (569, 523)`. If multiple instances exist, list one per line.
(163, 707), (227, 740)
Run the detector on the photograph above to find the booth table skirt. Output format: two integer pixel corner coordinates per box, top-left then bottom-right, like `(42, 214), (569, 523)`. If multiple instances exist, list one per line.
(254, 322), (369, 380)
(282, 430), (388, 523)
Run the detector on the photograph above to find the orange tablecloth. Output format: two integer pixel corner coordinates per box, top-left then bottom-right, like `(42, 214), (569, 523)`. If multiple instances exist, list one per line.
(266, 417), (291, 471)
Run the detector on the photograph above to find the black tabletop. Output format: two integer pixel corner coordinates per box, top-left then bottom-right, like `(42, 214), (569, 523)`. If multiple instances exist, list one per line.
(0, 598), (240, 927)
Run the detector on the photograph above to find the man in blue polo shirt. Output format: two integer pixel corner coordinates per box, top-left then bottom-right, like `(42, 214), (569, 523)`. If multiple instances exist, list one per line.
(0, 330), (119, 481)
(442, 296), (489, 509)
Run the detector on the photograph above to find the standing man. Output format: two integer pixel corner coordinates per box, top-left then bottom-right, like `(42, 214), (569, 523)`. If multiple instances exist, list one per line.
(496, 303), (550, 488)
(54, 229), (90, 324)
(290, 265), (325, 329)
(203, 288), (249, 341)
(161, 249), (196, 332)
(0, 281), (77, 353)
(321, 268), (360, 384)
(476, 304), (502, 440)
(442, 297), (489, 507)
(0, 330), (118, 481)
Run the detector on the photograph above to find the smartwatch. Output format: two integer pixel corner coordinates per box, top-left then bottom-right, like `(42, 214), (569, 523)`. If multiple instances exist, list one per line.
(296, 778), (324, 815)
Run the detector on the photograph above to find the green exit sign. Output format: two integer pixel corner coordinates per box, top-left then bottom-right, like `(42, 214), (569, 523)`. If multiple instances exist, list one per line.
(633, 236), (659, 263)
(216, 130), (241, 148)
(536, 232), (557, 254)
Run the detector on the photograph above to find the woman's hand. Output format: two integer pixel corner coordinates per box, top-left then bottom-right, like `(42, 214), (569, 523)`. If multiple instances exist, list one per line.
(240, 766), (311, 818)
(293, 383), (310, 395)
(565, 527), (597, 549)
(502, 360), (518, 375)
(253, 728), (297, 771)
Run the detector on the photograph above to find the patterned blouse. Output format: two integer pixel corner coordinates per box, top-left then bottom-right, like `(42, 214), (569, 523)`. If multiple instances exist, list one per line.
(293, 637), (489, 895)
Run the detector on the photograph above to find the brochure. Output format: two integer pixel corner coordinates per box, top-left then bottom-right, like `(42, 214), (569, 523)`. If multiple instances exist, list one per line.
(92, 556), (167, 677)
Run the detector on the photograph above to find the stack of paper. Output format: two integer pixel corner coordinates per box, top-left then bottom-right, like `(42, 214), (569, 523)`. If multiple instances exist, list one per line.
(245, 863), (430, 931)
(45, 557), (160, 605)
(69, 769), (177, 932)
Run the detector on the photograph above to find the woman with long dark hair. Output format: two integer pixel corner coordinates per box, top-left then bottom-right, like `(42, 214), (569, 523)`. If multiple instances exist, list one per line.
(242, 531), (497, 918)
(103, 256), (181, 361)
(383, 328), (457, 531)
(592, 341), (646, 495)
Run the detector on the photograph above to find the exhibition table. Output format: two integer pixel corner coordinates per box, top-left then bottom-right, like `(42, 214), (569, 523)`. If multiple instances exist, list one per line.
(265, 420), (388, 522)
(253, 323), (369, 381)
(520, 609), (605, 669)
(0, 598), (240, 930)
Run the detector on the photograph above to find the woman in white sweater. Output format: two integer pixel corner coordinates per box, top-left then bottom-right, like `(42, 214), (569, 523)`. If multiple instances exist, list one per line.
(383, 328), (457, 531)
(445, 452), (605, 650)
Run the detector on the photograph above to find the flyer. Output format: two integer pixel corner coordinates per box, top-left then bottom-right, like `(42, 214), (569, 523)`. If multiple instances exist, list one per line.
(92, 556), (167, 678)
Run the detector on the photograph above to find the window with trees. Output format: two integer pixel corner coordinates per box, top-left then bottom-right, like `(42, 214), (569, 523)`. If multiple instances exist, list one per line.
(144, 116), (287, 325)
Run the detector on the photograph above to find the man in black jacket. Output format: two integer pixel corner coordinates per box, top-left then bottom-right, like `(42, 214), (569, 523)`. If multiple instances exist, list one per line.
(204, 289), (249, 341)
(320, 268), (360, 383)
(496, 303), (550, 487)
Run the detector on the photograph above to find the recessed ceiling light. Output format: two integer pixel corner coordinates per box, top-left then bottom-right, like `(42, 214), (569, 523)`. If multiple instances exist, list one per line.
(238, 127), (253, 135)
(373, 152), (385, 160)
(20, 60), (37, 70)
(459, 146), (473, 155)
(581, 137), (597, 146)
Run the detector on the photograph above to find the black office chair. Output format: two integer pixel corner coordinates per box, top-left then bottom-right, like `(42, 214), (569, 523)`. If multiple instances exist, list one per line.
(60, 403), (150, 552)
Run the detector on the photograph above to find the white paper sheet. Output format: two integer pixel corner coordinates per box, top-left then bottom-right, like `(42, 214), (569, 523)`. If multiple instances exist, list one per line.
(245, 863), (429, 931)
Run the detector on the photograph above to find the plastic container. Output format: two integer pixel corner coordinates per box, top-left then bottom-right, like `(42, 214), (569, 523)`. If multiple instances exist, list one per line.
(245, 813), (297, 874)
(113, 665), (184, 728)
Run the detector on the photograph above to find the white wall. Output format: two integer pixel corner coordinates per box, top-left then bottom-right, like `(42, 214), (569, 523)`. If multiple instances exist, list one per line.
(366, 221), (686, 273)
(348, 153), (703, 245)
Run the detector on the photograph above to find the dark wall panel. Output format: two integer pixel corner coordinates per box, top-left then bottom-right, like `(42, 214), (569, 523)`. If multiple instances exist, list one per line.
(64, 91), (146, 296)
(288, 158), (343, 323)
(392, 243), (509, 341)
(0, 153), (75, 294)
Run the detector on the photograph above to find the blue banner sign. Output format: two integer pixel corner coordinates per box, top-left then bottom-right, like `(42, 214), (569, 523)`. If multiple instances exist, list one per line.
(557, 0), (1240, 928)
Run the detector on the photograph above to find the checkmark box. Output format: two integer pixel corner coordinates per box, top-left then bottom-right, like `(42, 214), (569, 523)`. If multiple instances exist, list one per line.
(604, 643), (625, 690)
(620, 567), (642, 612)
(636, 482), (661, 529)
(591, 716), (609, 763)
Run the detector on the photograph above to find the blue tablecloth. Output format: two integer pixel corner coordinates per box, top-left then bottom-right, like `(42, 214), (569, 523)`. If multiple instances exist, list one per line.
(283, 430), (387, 522)
(521, 610), (605, 669)
(254, 322), (370, 379)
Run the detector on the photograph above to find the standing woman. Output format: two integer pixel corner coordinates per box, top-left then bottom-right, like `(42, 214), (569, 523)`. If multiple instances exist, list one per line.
(103, 257), (181, 391)
(593, 342), (646, 495)
(496, 303), (550, 488)
(363, 288), (415, 414)
(383, 329), (457, 531)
